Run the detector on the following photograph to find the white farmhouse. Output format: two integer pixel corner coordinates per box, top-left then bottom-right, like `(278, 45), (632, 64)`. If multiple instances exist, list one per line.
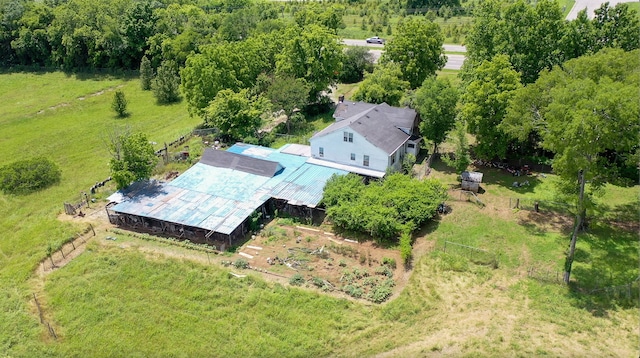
(308, 101), (421, 177)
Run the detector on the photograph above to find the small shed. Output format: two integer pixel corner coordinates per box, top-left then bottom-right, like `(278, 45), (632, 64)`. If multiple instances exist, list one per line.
(461, 171), (483, 193)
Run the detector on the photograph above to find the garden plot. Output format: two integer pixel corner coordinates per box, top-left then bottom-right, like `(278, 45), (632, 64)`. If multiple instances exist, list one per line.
(234, 218), (405, 303)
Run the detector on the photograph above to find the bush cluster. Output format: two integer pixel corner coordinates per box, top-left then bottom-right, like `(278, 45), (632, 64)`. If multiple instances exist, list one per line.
(0, 157), (61, 195)
(323, 173), (447, 240)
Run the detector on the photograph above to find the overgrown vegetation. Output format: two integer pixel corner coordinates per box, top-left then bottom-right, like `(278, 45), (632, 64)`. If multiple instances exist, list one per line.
(323, 173), (447, 240)
(0, 157), (61, 195)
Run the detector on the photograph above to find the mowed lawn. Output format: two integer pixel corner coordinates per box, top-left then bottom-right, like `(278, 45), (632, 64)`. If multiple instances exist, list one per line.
(0, 71), (638, 357)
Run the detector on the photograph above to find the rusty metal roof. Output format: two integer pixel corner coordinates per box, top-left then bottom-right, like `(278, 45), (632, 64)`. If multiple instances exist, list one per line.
(110, 144), (347, 235)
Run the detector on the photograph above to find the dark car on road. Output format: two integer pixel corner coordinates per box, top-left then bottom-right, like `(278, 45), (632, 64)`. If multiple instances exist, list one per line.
(366, 36), (384, 44)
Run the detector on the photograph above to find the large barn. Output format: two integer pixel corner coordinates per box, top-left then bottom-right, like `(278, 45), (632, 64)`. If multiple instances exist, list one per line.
(107, 143), (347, 249)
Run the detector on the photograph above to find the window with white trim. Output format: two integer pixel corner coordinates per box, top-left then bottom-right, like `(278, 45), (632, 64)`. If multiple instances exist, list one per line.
(343, 132), (353, 143)
(350, 153), (355, 161)
(363, 155), (370, 167)
(319, 147), (324, 157)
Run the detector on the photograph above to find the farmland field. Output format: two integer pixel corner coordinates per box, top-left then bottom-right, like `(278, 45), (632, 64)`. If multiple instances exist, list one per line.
(0, 71), (638, 356)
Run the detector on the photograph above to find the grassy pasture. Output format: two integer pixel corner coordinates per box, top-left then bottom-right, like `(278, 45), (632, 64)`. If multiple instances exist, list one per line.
(0, 71), (638, 357)
(0, 70), (199, 354)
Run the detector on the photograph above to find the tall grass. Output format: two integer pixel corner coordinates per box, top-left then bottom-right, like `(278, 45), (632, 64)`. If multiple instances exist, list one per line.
(45, 245), (375, 357)
(0, 71), (199, 354)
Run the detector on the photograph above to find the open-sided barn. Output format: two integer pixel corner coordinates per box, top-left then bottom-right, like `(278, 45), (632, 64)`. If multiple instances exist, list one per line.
(107, 143), (347, 249)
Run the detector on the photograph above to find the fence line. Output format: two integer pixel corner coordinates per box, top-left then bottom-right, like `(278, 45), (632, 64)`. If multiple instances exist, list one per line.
(526, 266), (639, 303)
(441, 240), (497, 267)
(44, 224), (95, 271)
(33, 293), (57, 340)
(509, 197), (573, 212)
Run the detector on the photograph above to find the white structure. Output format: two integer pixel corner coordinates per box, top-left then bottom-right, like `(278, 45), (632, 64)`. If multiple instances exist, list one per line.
(309, 102), (421, 177)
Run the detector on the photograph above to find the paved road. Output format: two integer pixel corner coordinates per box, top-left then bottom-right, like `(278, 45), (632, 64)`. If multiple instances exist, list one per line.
(566, 0), (638, 19)
(343, 39), (466, 70)
(443, 54), (465, 70)
(343, 39), (466, 53)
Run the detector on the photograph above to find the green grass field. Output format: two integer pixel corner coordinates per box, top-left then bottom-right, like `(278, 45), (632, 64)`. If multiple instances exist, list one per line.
(1, 71), (638, 357)
(0, 70), (199, 355)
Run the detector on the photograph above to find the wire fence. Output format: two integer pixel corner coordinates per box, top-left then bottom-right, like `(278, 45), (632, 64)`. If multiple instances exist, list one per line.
(34, 224), (96, 340)
(509, 197), (574, 213)
(526, 266), (639, 305)
(441, 241), (498, 267)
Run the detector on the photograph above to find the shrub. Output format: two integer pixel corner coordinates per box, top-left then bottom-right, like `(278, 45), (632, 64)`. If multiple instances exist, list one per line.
(311, 276), (325, 287)
(382, 257), (397, 269)
(399, 232), (412, 265)
(289, 273), (305, 286)
(233, 259), (249, 269)
(343, 284), (363, 298)
(0, 157), (61, 195)
(375, 265), (393, 277)
(367, 284), (392, 303)
(111, 90), (128, 118)
(139, 55), (153, 90)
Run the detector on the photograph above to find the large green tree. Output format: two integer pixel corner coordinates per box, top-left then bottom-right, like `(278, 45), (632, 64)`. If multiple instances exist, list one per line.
(181, 33), (280, 117)
(465, 0), (638, 85)
(464, 0), (564, 85)
(11, 2), (53, 65)
(380, 17), (445, 89)
(109, 132), (157, 190)
(593, 2), (639, 52)
(460, 54), (522, 160)
(276, 24), (343, 102)
(339, 46), (374, 84)
(153, 60), (181, 104)
(414, 76), (458, 154)
(352, 62), (409, 106)
(501, 48), (640, 284)
(145, 4), (215, 68)
(203, 89), (270, 141)
(263, 75), (310, 133)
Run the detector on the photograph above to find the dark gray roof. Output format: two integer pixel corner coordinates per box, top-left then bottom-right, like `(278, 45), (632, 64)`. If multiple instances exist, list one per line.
(333, 101), (377, 120)
(200, 148), (283, 177)
(314, 102), (418, 154)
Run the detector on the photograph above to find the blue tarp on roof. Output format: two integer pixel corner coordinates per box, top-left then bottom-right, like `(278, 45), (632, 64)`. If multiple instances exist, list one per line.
(110, 143), (347, 235)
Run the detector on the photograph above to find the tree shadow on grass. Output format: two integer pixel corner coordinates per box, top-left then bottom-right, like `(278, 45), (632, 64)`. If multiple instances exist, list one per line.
(428, 155), (458, 175)
(591, 196), (640, 232)
(566, 221), (639, 315)
(477, 167), (543, 195)
(517, 210), (574, 237)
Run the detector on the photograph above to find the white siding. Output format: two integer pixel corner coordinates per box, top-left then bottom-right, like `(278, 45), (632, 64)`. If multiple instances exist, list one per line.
(310, 130), (389, 172)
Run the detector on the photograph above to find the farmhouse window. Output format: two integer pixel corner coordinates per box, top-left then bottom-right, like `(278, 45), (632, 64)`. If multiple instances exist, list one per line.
(350, 153), (355, 161)
(319, 147), (324, 157)
(343, 132), (353, 143)
(363, 155), (370, 167)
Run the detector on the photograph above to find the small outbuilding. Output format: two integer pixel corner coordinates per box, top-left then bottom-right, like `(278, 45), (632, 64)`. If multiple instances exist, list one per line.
(461, 171), (483, 193)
